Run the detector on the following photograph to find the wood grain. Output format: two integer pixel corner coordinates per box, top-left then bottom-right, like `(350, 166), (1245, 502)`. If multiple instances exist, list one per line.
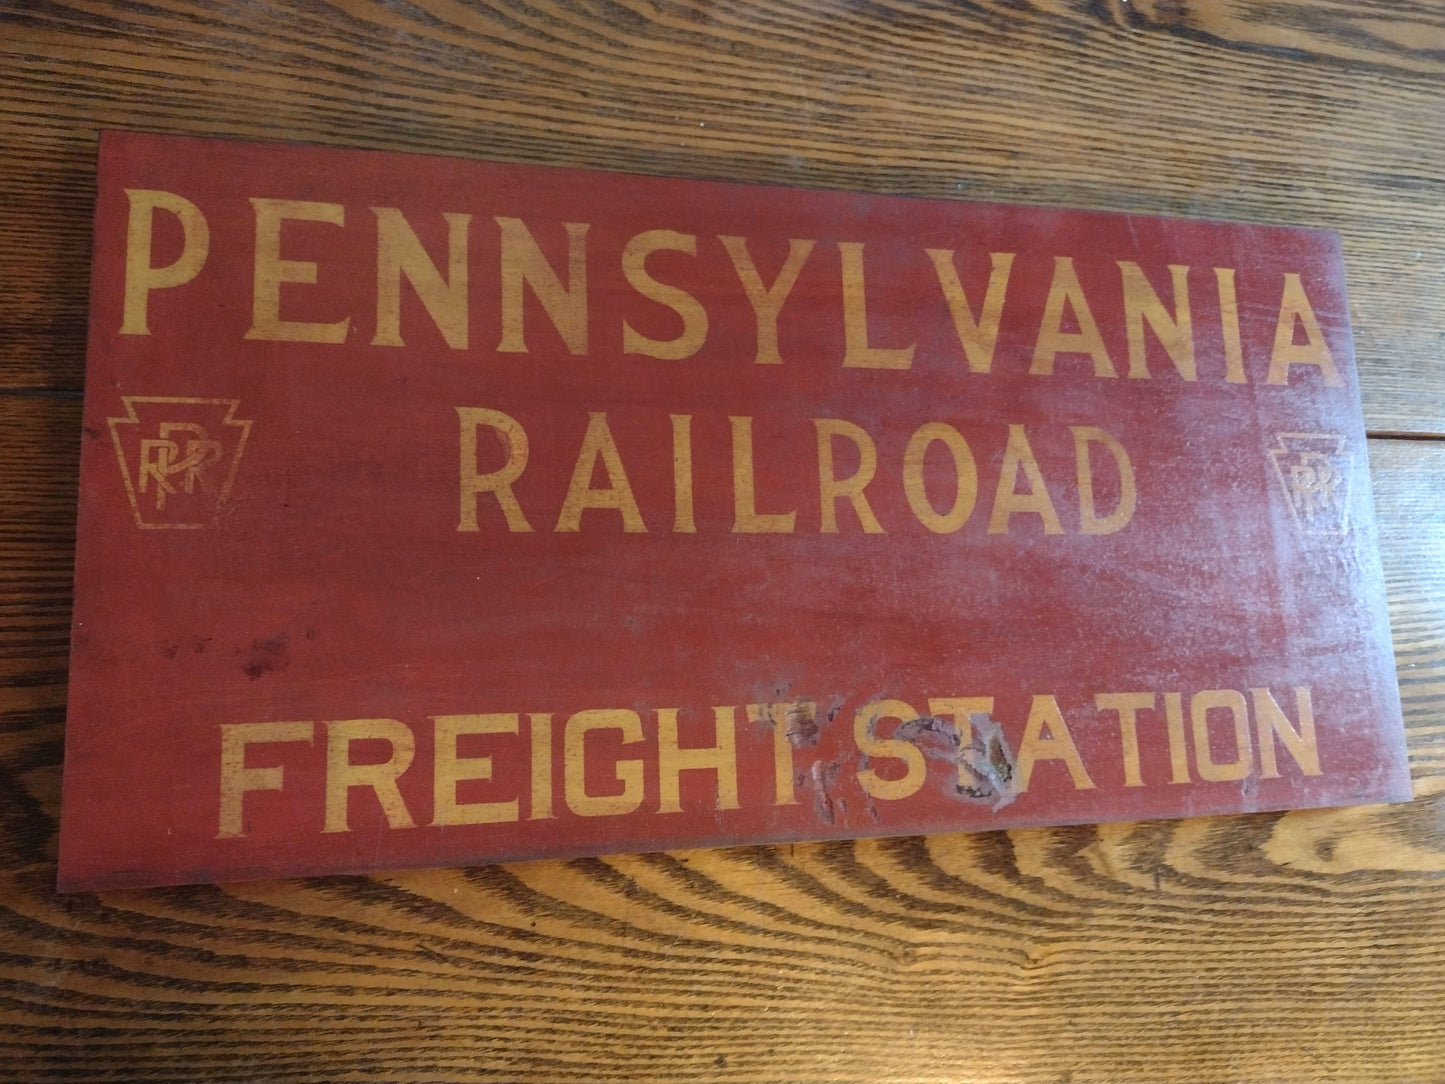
(3, 2), (1445, 1080)
(1, 391), (1444, 1080)
(2, 0), (1444, 431)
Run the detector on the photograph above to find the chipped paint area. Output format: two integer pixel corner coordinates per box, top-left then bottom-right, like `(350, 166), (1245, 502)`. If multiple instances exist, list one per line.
(809, 759), (844, 826)
(958, 712), (1018, 812)
(784, 700), (821, 748)
(895, 711), (1017, 812)
(59, 130), (1410, 892)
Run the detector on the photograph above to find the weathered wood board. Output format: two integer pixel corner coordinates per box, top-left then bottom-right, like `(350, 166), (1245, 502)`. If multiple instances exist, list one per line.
(59, 131), (1409, 891)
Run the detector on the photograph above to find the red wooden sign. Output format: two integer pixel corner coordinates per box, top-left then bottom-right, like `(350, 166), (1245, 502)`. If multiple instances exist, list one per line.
(59, 131), (1410, 891)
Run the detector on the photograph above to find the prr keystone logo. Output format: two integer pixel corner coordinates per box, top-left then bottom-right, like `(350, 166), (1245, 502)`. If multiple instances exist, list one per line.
(108, 397), (252, 528)
(1268, 432), (1350, 537)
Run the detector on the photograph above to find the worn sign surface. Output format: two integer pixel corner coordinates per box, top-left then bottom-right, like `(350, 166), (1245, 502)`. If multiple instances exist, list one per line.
(60, 131), (1410, 891)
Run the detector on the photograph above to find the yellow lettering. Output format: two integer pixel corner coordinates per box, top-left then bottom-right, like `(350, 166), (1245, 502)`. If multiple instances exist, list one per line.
(1071, 426), (1136, 535)
(1215, 268), (1247, 383)
(529, 712), (554, 819)
(730, 416), (796, 533)
(855, 699), (926, 800)
(564, 709), (644, 817)
(1191, 689), (1253, 782)
(750, 701), (815, 807)
(622, 229), (707, 360)
(496, 218), (589, 354)
(1252, 686), (1321, 778)
(323, 718), (416, 833)
(246, 198), (350, 343)
(1015, 695), (1095, 791)
(431, 714), (519, 827)
(1119, 262), (1194, 380)
(1163, 691), (1191, 783)
(927, 697), (995, 790)
(556, 412), (646, 532)
(657, 706), (740, 813)
(372, 208), (470, 348)
(121, 189), (209, 335)
(903, 423), (977, 533)
(1095, 692), (1155, 788)
(457, 407), (532, 532)
(719, 236), (814, 365)
(217, 721), (313, 839)
(1030, 256), (1115, 377)
(1267, 273), (1341, 387)
(840, 242), (915, 369)
(926, 249), (1013, 373)
(815, 418), (883, 533)
(988, 425), (1063, 535)
(671, 413), (695, 533)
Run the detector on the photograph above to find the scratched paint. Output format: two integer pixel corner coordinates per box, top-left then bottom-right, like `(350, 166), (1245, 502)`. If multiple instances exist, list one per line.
(57, 132), (1408, 891)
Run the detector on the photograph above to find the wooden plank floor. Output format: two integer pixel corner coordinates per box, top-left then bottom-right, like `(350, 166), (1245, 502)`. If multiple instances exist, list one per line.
(2, 2), (1443, 1080)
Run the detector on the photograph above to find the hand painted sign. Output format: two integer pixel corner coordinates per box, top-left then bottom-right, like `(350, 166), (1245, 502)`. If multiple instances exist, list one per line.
(59, 130), (1410, 891)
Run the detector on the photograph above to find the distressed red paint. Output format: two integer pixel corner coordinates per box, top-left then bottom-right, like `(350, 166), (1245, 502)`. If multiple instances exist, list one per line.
(59, 132), (1409, 891)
